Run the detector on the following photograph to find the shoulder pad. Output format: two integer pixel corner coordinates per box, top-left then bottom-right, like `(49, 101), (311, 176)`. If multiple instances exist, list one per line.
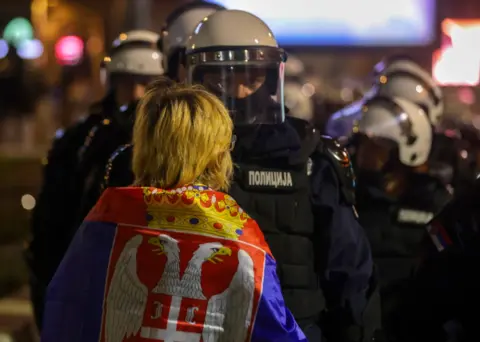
(317, 135), (356, 205)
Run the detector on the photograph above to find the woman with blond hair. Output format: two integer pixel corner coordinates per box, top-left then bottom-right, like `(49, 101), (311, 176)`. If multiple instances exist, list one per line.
(41, 84), (307, 342)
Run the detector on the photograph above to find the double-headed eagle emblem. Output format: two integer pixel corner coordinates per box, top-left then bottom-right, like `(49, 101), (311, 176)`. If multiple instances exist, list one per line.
(104, 234), (256, 342)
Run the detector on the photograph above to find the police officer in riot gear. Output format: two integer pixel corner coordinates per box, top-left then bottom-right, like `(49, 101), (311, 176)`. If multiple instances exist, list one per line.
(186, 9), (381, 342)
(402, 176), (480, 342)
(326, 56), (469, 191)
(99, 1), (227, 191)
(353, 96), (452, 341)
(74, 30), (166, 222)
(26, 29), (165, 331)
(325, 56), (444, 140)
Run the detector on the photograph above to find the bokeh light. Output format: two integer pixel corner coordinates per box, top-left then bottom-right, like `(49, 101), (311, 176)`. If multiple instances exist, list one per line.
(21, 194), (36, 210)
(3, 17), (34, 47)
(0, 40), (9, 59)
(17, 39), (44, 60)
(55, 35), (84, 65)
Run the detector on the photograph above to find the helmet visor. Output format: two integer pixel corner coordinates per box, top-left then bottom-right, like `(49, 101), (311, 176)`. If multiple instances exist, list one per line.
(190, 62), (285, 125)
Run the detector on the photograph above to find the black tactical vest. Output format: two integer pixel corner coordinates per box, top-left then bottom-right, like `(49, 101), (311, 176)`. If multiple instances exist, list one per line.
(357, 178), (451, 291)
(228, 131), (326, 325)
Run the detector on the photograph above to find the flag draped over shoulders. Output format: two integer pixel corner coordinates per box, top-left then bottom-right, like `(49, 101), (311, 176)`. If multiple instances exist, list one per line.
(41, 185), (306, 342)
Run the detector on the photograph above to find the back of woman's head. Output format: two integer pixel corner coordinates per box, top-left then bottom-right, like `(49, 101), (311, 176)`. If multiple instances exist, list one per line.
(133, 83), (234, 190)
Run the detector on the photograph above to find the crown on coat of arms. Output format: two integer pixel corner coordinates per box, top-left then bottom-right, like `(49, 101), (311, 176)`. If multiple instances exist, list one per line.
(142, 185), (250, 240)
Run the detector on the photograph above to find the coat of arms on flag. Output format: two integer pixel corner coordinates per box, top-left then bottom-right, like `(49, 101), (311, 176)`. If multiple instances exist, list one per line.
(99, 226), (265, 342)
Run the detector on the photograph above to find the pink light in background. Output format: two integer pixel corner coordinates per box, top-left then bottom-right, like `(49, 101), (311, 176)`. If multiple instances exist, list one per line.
(433, 19), (480, 86)
(55, 35), (84, 65)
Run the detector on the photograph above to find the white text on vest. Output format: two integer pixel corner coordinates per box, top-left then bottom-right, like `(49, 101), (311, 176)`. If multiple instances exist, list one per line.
(248, 171), (293, 188)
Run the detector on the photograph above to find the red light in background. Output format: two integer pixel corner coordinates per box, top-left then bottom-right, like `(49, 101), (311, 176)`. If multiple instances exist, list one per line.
(433, 19), (480, 86)
(458, 88), (476, 105)
(55, 35), (84, 65)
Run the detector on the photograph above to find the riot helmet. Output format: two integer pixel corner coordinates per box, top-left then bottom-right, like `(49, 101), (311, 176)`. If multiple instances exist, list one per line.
(186, 10), (287, 125)
(101, 30), (164, 107)
(357, 96), (433, 168)
(159, 1), (226, 81)
(103, 30), (164, 77)
(370, 56), (444, 126)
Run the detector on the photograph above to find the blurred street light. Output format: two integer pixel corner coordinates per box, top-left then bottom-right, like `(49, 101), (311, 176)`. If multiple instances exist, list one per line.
(0, 41), (9, 59)
(55, 35), (84, 65)
(3, 18), (34, 47)
(17, 39), (44, 60)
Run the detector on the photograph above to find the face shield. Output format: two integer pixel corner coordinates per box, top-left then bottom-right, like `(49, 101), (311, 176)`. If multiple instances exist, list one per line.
(187, 47), (286, 125)
(357, 97), (432, 168)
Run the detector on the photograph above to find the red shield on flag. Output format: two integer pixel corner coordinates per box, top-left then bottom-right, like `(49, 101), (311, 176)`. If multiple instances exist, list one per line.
(99, 225), (266, 342)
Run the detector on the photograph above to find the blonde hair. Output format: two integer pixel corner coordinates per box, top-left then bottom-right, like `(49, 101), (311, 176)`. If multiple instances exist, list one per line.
(132, 83), (234, 190)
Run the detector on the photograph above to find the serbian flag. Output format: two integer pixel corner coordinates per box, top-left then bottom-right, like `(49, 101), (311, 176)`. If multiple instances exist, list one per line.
(426, 219), (453, 252)
(41, 185), (306, 342)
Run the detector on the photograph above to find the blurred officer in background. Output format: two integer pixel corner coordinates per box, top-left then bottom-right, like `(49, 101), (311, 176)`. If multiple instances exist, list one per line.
(100, 0), (226, 191)
(74, 30), (165, 223)
(325, 57), (475, 192)
(403, 176), (480, 342)
(325, 57), (443, 141)
(352, 96), (452, 341)
(186, 9), (381, 342)
(26, 29), (164, 331)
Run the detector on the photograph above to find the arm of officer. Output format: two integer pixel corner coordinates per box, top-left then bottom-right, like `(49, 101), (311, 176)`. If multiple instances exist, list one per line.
(311, 138), (381, 342)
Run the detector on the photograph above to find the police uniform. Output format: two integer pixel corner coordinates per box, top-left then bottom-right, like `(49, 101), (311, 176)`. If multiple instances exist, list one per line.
(351, 95), (452, 341)
(228, 117), (380, 341)
(27, 94), (116, 330)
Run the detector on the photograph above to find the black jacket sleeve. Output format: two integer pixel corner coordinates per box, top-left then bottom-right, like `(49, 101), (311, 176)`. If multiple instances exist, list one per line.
(311, 139), (381, 342)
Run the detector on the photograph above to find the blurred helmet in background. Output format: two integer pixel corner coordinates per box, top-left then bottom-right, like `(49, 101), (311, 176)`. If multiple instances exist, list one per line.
(357, 96), (432, 167)
(159, 1), (226, 80)
(370, 56), (444, 126)
(103, 30), (164, 77)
